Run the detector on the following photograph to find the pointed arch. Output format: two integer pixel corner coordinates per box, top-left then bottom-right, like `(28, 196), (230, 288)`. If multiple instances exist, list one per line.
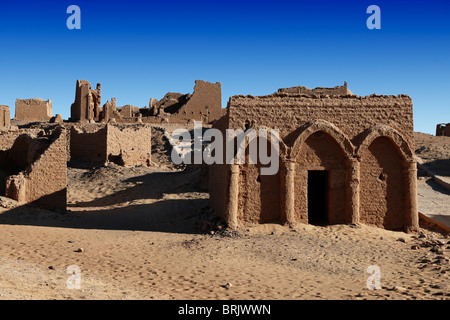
(288, 120), (355, 161)
(356, 125), (414, 161)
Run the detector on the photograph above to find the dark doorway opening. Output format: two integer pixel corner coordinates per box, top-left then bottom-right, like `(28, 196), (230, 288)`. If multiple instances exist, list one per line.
(308, 170), (329, 225)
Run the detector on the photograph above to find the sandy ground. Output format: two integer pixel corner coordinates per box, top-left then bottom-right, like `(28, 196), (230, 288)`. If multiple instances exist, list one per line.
(0, 130), (448, 300)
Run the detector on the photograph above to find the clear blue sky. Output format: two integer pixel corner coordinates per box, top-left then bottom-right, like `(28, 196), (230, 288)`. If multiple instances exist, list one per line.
(0, 0), (449, 134)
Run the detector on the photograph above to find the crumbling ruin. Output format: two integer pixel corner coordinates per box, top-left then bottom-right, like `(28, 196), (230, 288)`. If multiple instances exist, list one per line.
(70, 80), (102, 122)
(436, 123), (450, 137)
(209, 83), (419, 232)
(15, 98), (52, 121)
(0, 127), (67, 211)
(70, 79), (223, 125)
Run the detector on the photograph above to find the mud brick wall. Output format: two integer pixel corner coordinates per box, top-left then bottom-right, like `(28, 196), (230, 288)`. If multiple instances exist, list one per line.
(70, 125), (108, 164)
(106, 124), (151, 166)
(0, 129), (42, 151)
(5, 128), (67, 211)
(15, 98), (52, 121)
(227, 94), (414, 148)
(170, 80), (222, 124)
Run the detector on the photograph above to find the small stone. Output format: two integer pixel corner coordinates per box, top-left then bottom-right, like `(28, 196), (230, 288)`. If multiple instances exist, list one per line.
(421, 258), (432, 263)
(75, 248), (84, 253)
(48, 266), (55, 270)
(225, 282), (232, 289)
(411, 245), (420, 250)
(397, 238), (406, 243)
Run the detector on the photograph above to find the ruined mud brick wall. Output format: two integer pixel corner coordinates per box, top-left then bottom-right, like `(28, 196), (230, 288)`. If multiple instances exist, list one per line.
(209, 87), (418, 232)
(106, 124), (151, 166)
(14, 98), (52, 121)
(278, 82), (353, 96)
(70, 80), (101, 122)
(4, 127), (67, 211)
(93, 80), (223, 125)
(436, 123), (450, 137)
(0, 105), (11, 129)
(70, 124), (108, 164)
(168, 80), (222, 124)
(69, 123), (151, 166)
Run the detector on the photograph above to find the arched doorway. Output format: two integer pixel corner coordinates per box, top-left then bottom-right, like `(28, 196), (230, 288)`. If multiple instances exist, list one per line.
(294, 131), (349, 225)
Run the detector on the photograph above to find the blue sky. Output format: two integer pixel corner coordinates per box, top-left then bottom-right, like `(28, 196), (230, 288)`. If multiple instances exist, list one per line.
(0, 0), (449, 134)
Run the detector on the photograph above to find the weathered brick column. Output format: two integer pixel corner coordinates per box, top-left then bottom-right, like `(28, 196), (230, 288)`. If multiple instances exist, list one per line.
(402, 160), (419, 232)
(346, 158), (360, 224)
(226, 164), (240, 230)
(284, 161), (297, 226)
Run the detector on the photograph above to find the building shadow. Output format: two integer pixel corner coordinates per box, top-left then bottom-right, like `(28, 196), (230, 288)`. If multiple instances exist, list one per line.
(68, 167), (204, 209)
(0, 198), (210, 234)
(0, 167), (211, 234)
(425, 178), (450, 195)
(421, 159), (450, 177)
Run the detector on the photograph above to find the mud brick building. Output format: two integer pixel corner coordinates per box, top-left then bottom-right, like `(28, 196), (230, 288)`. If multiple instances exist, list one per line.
(209, 83), (419, 232)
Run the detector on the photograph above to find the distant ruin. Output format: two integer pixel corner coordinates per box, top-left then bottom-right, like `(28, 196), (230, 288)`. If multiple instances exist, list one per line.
(70, 80), (102, 122)
(209, 83), (419, 232)
(0, 78), (225, 213)
(436, 123), (450, 137)
(15, 98), (52, 121)
(70, 79), (223, 125)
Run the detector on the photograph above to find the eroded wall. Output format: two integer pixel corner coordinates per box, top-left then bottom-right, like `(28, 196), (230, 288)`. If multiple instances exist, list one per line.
(15, 99), (52, 121)
(4, 127), (67, 211)
(106, 124), (151, 166)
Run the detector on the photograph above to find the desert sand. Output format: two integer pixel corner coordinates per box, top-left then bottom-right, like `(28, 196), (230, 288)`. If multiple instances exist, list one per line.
(0, 130), (448, 300)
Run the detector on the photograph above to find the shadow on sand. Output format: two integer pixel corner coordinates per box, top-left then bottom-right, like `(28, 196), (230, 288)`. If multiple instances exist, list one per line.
(0, 166), (211, 234)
